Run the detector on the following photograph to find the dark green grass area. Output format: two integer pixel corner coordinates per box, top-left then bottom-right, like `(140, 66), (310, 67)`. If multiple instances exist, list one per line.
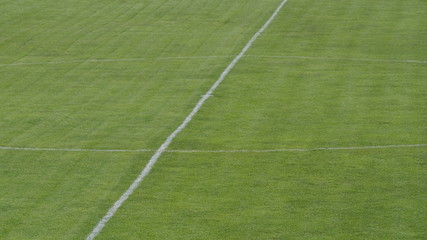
(0, 0), (278, 63)
(249, 0), (427, 61)
(0, 151), (151, 240)
(97, 149), (426, 240)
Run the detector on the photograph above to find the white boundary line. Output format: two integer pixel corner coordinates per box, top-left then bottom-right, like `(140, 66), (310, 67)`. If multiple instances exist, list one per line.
(167, 144), (427, 153)
(1, 144), (426, 153)
(0, 146), (151, 152)
(85, 1), (289, 239)
(245, 55), (427, 64)
(1, 55), (424, 68)
(0, 56), (232, 67)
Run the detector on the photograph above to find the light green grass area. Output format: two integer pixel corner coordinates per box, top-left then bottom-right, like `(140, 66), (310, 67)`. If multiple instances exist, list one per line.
(99, 149), (426, 239)
(0, 58), (230, 149)
(173, 58), (426, 150)
(0, 0), (426, 239)
(0, 151), (151, 239)
(0, 0), (280, 150)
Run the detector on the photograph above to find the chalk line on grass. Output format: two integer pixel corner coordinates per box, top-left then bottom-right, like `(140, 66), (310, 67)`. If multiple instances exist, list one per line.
(85, 1), (290, 239)
(245, 55), (427, 64)
(1, 144), (426, 153)
(167, 144), (427, 153)
(0, 146), (152, 152)
(0, 55), (232, 67)
(2, 55), (424, 68)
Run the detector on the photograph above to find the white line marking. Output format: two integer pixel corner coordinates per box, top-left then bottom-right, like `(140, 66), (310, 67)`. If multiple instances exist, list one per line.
(2, 54), (424, 68)
(1, 144), (426, 153)
(0, 146), (152, 152)
(0, 56), (232, 67)
(167, 144), (427, 153)
(85, 1), (289, 239)
(245, 55), (427, 64)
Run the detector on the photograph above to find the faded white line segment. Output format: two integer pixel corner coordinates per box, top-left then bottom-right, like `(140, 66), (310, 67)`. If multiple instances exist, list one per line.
(1, 144), (426, 153)
(0, 56), (232, 67)
(2, 55), (424, 68)
(85, 1), (290, 239)
(167, 144), (427, 153)
(245, 55), (427, 64)
(0, 146), (152, 152)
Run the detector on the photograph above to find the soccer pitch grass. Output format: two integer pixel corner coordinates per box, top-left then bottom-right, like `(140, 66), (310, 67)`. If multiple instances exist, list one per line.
(0, 0), (426, 239)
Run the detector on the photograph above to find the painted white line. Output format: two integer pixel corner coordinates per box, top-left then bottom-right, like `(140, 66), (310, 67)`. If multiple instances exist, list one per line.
(3, 54), (423, 68)
(0, 146), (152, 152)
(0, 56), (232, 67)
(85, 1), (289, 239)
(0, 144), (426, 153)
(245, 55), (427, 64)
(167, 144), (427, 153)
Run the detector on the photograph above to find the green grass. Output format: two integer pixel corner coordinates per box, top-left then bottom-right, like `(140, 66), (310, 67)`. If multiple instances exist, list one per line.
(0, 151), (152, 239)
(0, 0), (426, 239)
(99, 149), (426, 239)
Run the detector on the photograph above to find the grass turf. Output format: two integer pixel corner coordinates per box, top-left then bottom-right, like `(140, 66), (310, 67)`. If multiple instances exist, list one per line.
(0, 151), (151, 239)
(98, 149), (426, 239)
(0, 0), (426, 239)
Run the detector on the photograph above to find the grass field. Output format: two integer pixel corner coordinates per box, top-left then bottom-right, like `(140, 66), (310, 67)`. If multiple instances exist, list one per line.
(0, 0), (426, 239)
